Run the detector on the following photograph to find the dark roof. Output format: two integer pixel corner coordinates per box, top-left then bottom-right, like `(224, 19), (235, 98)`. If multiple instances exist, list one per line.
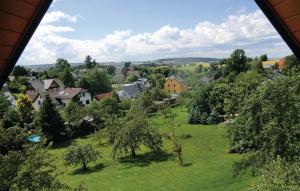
(255, 0), (300, 58)
(0, 0), (53, 88)
(123, 84), (139, 97)
(25, 90), (39, 101)
(28, 78), (65, 92)
(55, 88), (87, 99)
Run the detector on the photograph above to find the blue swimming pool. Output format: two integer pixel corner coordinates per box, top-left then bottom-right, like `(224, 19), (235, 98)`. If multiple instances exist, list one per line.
(26, 135), (41, 143)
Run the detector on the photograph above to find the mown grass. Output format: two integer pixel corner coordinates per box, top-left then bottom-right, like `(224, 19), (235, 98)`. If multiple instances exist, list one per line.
(50, 107), (255, 191)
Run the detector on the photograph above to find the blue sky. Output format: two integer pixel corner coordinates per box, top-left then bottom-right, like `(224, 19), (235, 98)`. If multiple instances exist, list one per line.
(18, 0), (292, 65)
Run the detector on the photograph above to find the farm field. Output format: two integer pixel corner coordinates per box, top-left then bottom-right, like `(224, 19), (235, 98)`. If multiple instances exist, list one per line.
(50, 107), (255, 191)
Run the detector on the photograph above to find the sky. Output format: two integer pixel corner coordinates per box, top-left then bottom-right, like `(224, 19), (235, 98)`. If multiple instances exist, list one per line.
(18, 0), (293, 65)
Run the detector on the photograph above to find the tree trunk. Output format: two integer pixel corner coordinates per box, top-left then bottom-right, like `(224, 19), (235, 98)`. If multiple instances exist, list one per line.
(131, 147), (136, 157)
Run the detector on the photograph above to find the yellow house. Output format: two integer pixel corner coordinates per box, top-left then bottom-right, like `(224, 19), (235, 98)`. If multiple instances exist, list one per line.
(163, 76), (187, 95)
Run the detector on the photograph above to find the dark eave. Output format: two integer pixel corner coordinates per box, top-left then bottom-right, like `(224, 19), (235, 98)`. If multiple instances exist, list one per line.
(0, 0), (53, 88)
(255, 0), (300, 58)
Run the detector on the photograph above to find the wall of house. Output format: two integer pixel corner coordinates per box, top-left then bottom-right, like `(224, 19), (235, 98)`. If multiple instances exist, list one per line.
(79, 91), (92, 105)
(163, 79), (187, 95)
(33, 95), (44, 110)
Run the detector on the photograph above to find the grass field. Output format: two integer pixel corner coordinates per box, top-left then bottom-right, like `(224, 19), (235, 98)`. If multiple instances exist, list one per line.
(50, 107), (255, 191)
(177, 62), (210, 71)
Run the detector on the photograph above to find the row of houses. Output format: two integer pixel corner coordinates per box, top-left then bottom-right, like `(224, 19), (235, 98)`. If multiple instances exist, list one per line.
(25, 78), (92, 110)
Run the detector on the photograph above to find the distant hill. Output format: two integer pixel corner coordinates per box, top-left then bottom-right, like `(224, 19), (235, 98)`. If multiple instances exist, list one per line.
(155, 57), (220, 63)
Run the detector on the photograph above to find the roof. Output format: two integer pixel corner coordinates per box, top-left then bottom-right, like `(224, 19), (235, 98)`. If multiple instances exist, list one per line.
(0, 0), (53, 88)
(278, 58), (286, 69)
(123, 84), (139, 97)
(43, 78), (65, 89)
(28, 78), (65, 91)
(255, 0), (300, 58)
(25, 90), (39, 101)
(95, 92), (113, 101)
(55, 88), (87, 99)
(166, 75), (185, 84)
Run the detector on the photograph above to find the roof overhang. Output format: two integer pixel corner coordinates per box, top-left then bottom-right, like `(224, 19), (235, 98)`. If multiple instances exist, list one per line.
(0, 0), (53, 87)
(255, 0), (300, 58)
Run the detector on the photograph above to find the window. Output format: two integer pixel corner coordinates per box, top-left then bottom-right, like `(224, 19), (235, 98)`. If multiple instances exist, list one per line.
(168, 84), (170, 87)
(82, 92), (85, 97)
(38, 100), (41, 105)
(174, 84), (176, 87)
(86, 100), (90, 104)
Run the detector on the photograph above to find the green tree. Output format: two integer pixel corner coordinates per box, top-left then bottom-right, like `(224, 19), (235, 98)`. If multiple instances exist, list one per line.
(250, 157), (300, 191)
(62, 68), (75, 87)
(55, 58), (70, 69)
(106, 65), (116, 75)
(65, 144), (100, 170)
(84, 55), (96, 69)
(0, 144), (65, 191)
(36, 95), (65, 143)
(0, 92), (10, 117)
(16, 94), (33, 128)
(110, 105), (162, 158)
(126, 74), (138, 83)
(80, 69), (112, 95)
(228, 76), (300, 172)
(259, 54), (268, 62)
(12, 65), (28, 76)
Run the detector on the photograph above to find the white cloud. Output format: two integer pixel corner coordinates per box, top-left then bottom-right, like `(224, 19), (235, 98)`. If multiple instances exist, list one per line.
(19, 9), (292, 65)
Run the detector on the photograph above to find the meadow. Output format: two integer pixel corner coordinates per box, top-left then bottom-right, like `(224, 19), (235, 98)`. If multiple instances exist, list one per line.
(50, 107), (255, 191)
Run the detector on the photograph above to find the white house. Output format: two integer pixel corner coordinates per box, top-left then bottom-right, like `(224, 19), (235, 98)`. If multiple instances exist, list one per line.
(55, 88), (92, 106)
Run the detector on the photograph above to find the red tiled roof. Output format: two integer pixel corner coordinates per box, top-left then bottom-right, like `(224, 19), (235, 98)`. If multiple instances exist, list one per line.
(95, 92), (113, 101)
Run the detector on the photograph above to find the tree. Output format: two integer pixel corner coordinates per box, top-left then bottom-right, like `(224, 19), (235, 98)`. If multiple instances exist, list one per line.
(228, 75), (300, 173)
(80, 69), (112, 95)
(0, 144), (65, 191)
(62, 68), (75, 87)
(110, 105), (162, 158)
(0, 92), (10, 117)
(106, 65), (116, 75)
(84, 55), (96, 69)
(176, 95), (185, 111)
(162, 108), (183, 166)
(250, 157), (300, 191)
(36, 95), (65, 143)
(12, 65), (28, 76)
(64, 144), (100, 170)
(55, 58), (70, 69)
(283, 54), (300, 73)
(224, 49), (248, 78)
(16, 94), (33, 128)
(259, 54), (268, 62)
(126, 74), (138, 83)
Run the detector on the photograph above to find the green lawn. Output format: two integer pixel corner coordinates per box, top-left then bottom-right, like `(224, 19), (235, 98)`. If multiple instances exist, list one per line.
(51, 107), (255, 191)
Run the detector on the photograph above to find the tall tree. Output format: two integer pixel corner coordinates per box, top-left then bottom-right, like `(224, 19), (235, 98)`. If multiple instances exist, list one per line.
(62, 68), (75, 87)
(36, 95), (65, 143)
(55, 58), (70, 69)
(0, 92), (10, 117)
(84, 55), (96, 69)
(80, 69), (112, 95)
(16, 94), (33, 128)
(12, 65), (28, 77)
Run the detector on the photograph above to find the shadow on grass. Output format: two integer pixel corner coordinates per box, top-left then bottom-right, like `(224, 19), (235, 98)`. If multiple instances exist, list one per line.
(182, 162), (193, 167)
(71, 163), (105, 175)
(118, 151), (174, 168)
(52, 139), (72, 149)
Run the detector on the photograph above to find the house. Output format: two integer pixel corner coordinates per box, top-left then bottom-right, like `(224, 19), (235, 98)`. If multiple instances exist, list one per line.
(25, 78), (92, 109)
(278, 59), (286, 70)
(55, 88), (92, 106)
(95, 92), (113, 101)
(163, 76), (187, 95)
(117, 78), (150, 99)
